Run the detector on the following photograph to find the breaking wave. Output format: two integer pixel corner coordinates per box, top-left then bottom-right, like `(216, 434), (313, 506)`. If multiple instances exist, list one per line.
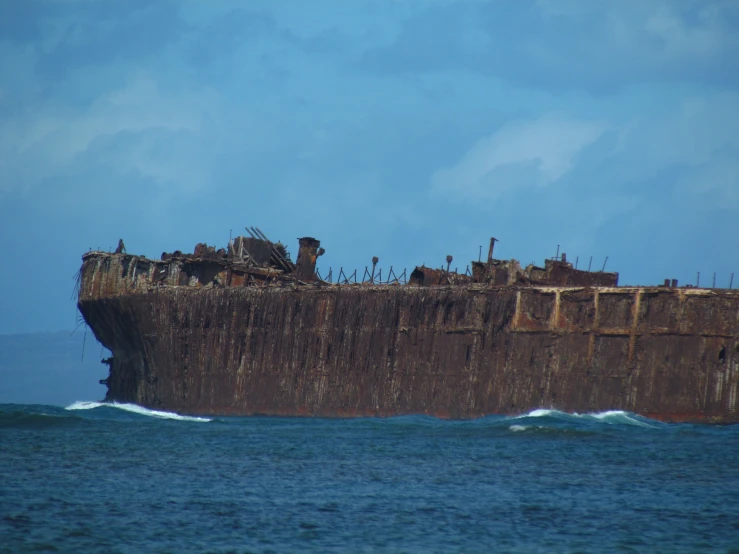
(65, 401), (211, 422)
(512, 408), (656, 428)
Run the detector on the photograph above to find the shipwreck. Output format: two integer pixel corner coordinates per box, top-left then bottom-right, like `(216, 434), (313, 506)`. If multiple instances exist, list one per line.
(76, 228), (739, 423)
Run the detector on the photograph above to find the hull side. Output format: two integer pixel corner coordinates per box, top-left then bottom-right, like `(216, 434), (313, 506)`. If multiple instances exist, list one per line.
(79, 285), (739, 423)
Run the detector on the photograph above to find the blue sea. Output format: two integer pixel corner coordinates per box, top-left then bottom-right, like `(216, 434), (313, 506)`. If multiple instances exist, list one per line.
(1, 403), (738, 553)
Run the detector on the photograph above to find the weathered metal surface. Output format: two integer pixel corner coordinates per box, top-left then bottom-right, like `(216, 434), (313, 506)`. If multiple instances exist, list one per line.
(77, 239), (739, 423)
(470, 258), (618, 287)
(295, 237), (322, 282)
(528, 259), (618, 287)
(408, 266), (472, 287)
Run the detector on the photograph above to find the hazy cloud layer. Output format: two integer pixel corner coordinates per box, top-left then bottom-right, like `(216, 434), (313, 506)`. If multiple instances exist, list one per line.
(1, 0), (738, 333)
(432, 114), (607, 199)
(361, 0), (739, 91)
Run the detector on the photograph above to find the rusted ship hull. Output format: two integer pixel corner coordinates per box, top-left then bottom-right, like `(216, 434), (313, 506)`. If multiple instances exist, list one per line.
(77, 247), (739, 423)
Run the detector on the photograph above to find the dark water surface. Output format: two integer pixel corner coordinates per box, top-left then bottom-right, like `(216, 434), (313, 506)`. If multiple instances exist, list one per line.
(1, 403), (738, 553)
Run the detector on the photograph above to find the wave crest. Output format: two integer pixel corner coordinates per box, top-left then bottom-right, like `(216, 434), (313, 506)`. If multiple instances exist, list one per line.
(513, 409), (655, 427)
(65, 401), (211, 422)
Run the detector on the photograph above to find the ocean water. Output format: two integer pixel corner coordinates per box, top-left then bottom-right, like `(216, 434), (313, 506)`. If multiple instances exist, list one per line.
(1, 403), (738, 553)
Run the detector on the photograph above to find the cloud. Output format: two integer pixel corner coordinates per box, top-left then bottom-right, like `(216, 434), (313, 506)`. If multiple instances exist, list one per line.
(0, 76), (213, 194)
(432, 114), (606, 200)
(360, 0), (739, 92)
(576, 92), (739, 219)
(432, 88), (739, 206)
(673, 148), (739, 208)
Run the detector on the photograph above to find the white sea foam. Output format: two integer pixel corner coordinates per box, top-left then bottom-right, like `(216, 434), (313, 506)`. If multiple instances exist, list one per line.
(525, 409), (557, 418)
(512, 408), (655, 427)
(65, 401), (211, 422)
(65, 401), (103, 411)
(509, 425), (529, 432)
(587, 410), (653, 427)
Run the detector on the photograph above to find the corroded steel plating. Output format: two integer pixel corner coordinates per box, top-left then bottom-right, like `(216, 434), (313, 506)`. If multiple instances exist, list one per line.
(77, 231), (739, 423)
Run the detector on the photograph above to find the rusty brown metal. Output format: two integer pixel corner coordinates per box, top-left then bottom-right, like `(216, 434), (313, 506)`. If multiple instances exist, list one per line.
(295, 237), (322, 282)
(487, 237), (498, 264)
(76, 231), (739, 423)
(408, 266), (472, 286)
(528, 259), (618, 287)
(231, 237), (271, 264)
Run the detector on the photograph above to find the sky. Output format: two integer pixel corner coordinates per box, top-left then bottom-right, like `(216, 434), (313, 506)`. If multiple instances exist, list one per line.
(1, 0), (738, 334)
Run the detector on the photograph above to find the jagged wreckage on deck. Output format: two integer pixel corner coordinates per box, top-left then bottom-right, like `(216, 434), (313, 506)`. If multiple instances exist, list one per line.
(77, 226), (739, 423)
(91, 228), (619, 293)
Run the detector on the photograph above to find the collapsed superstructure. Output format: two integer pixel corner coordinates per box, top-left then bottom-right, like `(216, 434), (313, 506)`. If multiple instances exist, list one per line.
(77, 229), (739, 423)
